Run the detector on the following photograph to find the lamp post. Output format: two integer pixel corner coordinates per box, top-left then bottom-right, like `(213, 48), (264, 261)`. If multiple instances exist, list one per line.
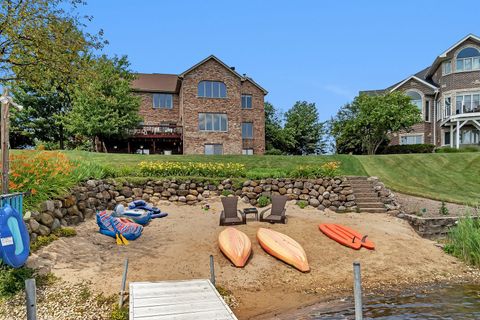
(0, 88), (23, 194)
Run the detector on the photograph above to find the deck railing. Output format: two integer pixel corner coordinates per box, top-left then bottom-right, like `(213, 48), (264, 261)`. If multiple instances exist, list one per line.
(131, 125), (182, 137)
(0, 192), (24, 216)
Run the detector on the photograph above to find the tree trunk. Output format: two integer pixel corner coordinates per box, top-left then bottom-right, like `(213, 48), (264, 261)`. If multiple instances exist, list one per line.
(59, 124), (64, 150)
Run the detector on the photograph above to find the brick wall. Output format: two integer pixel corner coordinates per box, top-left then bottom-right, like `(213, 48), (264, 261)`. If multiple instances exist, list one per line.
(136, 92), (181, 125)
(180, 59), (265, 155)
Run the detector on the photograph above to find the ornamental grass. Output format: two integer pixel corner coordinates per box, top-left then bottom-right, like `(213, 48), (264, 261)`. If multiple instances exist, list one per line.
(444, 212), (480, 266)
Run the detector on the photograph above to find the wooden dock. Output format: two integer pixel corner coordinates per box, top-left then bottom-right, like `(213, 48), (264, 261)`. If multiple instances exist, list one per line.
(129, 279), (237, 320)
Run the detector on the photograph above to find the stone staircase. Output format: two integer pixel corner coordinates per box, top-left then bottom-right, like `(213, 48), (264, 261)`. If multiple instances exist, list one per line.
(347, 177), (387, 213)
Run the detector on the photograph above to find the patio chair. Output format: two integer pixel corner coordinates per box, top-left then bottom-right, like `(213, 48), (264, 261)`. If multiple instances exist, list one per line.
(259, 195), (287, 224)
(219, 196), (246, 226)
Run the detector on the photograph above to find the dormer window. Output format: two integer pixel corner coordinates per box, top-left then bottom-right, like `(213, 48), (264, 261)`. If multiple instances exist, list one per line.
(198, 81), (227, 98)
(456, 47), (480, 72)
(442, 60), (452, 75)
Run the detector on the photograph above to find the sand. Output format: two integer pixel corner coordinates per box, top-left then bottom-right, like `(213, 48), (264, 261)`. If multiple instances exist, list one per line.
(27, 198), (475, 319)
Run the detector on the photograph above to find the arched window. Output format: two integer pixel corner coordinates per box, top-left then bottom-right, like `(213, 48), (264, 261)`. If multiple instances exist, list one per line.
(456, 47), (480, 71)
(406, 91), (423, 111)
(198, 81), (227, 98)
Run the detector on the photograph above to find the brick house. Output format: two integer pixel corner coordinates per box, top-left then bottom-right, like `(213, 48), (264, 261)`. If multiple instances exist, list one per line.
(106, 55), (267, 155)
(363, 34), (480, 148)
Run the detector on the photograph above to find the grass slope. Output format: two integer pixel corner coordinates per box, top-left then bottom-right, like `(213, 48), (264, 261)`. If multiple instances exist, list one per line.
(357, 153), (480, 205)
(64, 151), (479, 205)
(64, 151), (367, 177)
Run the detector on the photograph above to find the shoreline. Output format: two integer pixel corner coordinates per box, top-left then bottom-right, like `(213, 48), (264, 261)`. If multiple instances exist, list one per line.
(24, 199), (479, 319)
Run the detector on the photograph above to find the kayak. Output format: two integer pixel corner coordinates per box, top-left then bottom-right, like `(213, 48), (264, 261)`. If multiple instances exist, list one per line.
(319, 224), (375, 250)
(257, 228), (309, 272)
(218, 227), (251, 267)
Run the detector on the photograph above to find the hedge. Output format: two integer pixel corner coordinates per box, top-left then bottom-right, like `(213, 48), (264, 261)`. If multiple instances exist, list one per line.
(380, 144), (435, 154)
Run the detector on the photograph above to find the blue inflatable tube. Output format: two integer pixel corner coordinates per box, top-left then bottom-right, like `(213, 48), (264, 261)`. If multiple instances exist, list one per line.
(0, 204), (30, 268)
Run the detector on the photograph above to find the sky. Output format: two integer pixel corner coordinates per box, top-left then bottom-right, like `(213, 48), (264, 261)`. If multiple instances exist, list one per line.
(78, 0), (480, 122)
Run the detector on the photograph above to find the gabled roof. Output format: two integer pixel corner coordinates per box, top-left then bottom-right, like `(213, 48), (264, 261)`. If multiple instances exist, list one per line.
(426, 33), (480, 77)
(180, 55), (268, 94)
(132, 73), (180, 93)
(389, 75), (439, 92)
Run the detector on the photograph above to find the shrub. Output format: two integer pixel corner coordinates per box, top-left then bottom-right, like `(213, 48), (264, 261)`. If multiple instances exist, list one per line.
(257, 195), (271, 207)
(264, 148), (284, 155)
(110, 305), (128, 320)
(139, 161), (246, 178)
(436, 146), (480, 153)
(439, 201), (449, 216)
(221, 190), (233, 197)
(380, 144), (435, 154)
(297, 200), (308, 209)
(290, 161), (341, 178)
(0, 265), (35, 297)
(444, 214), (480, 266)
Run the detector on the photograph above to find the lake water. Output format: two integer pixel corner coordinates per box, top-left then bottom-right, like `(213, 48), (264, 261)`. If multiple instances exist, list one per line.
(289, 284), (480, 319)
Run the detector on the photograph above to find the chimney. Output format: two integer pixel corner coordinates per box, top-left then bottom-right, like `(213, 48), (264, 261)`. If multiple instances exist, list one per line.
(230, 67), (235, 71)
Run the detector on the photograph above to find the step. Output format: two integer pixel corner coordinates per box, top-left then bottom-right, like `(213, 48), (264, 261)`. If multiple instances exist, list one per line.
(356, 202), (385, 209)
(355, 197), (381, 202)
(354, 193), (379, 197)
(347, 176), (369, 180)
(358, 208), (387, 213)
(352, 188), (374, 192)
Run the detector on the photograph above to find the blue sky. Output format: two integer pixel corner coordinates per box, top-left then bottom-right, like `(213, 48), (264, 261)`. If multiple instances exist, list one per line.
(79, 0), (479, 122)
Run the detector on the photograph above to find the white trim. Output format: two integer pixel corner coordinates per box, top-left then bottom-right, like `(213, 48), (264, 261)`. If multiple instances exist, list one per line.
(439, 34), (480, 58)
(399, 133), (424, 145)
(389, 76), (438, 92)
(405, 89), (425, 119)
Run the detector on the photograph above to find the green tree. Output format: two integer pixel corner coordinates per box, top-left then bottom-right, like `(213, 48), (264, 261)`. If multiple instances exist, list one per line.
(65, 55), (141, 152)
(283, 101), (326, 155)
(0, 0), (103, 83)
(264, 102), (291, 153)
(330, 92), (422, 155)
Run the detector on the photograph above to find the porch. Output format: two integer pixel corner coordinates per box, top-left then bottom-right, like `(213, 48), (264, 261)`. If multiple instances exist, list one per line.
(442, 113), (480, 148)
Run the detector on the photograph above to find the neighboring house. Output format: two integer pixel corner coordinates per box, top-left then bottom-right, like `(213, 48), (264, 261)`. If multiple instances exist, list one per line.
(105, 55), (267, 155)
(363, 34), (480, 149)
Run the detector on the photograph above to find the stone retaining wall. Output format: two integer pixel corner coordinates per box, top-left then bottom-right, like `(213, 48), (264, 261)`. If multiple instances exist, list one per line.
(24, 177), (356, 242)
(402, 214), (466, 239)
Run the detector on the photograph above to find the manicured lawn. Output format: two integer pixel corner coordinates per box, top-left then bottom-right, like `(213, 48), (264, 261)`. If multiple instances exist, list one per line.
(61, 151), (480, 205)
(64, 151), (368, 177)
(357, 153), (480, 205)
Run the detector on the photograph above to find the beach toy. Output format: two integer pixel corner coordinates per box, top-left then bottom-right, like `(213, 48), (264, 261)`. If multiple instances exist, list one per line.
(0, 204), (30, 268)
(319, 224), (375, 250)
(96, 210), (143, 245)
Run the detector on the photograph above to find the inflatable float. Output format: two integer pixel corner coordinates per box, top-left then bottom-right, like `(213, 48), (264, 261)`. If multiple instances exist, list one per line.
(257, 228), (309, 272)
(96, 210), (143, 244)
(0, 204), (30, 268)
(319, 224), (375, 250)
(112, 202), (168, 225)
(218, 227), (251, 267)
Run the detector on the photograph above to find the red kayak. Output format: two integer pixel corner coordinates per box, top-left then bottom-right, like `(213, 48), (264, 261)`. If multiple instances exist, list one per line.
(319, 224), (375, 250)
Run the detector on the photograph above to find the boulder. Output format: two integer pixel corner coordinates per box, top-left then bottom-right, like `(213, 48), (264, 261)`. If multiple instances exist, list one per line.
(51, 219), (61, 231)
(309, 198), (320, 207)
(185, 194), (197, 201)
(38, 225), (51, 236)
(39, 213), (54, 227)
(29, 219), (40, 233)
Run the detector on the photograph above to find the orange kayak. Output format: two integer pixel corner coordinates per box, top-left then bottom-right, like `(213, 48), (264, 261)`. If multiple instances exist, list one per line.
(319, 224), (375, 250)
(257, 228), (310, 272)
(218, 227), (252, 267)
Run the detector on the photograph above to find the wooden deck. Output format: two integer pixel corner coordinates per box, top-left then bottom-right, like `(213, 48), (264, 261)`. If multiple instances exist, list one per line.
(129, 279), (237, 320)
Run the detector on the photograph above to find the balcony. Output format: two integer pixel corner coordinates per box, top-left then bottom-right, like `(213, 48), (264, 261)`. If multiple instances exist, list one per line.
(131, 124), (182, 138)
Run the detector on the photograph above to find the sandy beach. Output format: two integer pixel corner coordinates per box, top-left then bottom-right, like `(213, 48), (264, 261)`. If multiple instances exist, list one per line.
(27, 198), (476, 319)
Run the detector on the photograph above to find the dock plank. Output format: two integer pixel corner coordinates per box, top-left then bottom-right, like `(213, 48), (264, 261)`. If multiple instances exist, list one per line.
(130, 279), (237, 320)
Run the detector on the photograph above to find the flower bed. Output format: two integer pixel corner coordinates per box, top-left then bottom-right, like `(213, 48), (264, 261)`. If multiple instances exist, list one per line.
(139, 161), (247, 178)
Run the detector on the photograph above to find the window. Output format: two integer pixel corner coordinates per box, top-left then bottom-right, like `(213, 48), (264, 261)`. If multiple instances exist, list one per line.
(406, 91), (423, 112)
(204, 144), (223, 155)
(241, 94), (252, 109)
(444, 131), (451, 146)
(456, 47), (480, 72)
(400, 134), (423, 145)
(460, 129), (480, 144)
(242, 149), (254, 155)
(425, 100), (430, 122)
(153, 93), (173, 109)
(442, 60), (452, 75)
(198, 81), (227, 98)
(198, 113), (228, 132)
(444, 97), (451, 117)
(242, 122), (253, 139)
(455, 93), (480, 114)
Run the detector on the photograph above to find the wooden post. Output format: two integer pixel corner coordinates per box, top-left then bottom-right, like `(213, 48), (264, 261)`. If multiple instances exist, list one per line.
(209, 255), (215, 286)
(25, 278), (37, 320)
(119, 258), (129, 308)
(153, 140), (156, 154)
(1, 88), (10, 195)
(353, 262), (363, 320)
